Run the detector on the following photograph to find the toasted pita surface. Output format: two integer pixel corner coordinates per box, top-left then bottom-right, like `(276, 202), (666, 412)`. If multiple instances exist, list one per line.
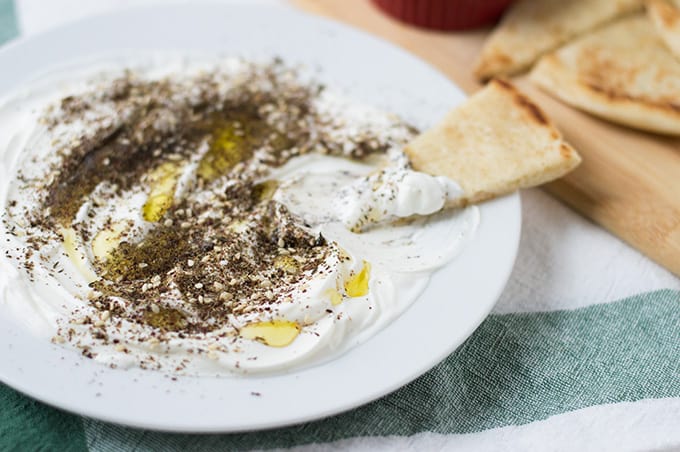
(474, 0), (642, 80)
(530, 14), (680, 135)
(647, 0), (680, 58)
(405, 80), (581, 208)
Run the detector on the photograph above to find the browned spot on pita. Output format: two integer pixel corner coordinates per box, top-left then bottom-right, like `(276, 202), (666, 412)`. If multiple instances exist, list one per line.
(515, 92), (549, 125)
(654, 0), (679, 26)
(584, 81), (680, 115)
(493, 78), (513, 90)
(492, 79), (549, 126)
(560, 143), (575, 159)
(647, 0), (680, 61)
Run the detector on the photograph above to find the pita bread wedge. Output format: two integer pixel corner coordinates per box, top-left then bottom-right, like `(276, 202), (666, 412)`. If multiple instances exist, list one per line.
(405, 80), (581, 209)
(530, 14), (680, 136)
(647, 0), (680, 59)
(474, 0), (643, 81)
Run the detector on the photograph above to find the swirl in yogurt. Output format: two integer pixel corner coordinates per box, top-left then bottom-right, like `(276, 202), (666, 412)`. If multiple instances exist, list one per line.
(0, 57), (478, 375)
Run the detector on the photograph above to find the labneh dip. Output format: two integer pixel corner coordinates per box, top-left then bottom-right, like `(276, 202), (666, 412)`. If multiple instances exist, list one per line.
(0, 57), (478, 375)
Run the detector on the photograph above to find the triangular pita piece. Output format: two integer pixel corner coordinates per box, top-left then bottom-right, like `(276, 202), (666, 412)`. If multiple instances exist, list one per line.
(530, 14), (680, 135)
(474, 0), (643, 81)
(405, 79), (581, 208)
(647, 0), (680, 59)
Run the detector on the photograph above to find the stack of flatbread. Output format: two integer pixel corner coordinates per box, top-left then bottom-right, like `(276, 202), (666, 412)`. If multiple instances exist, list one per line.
(475, 0), (680, 136)
(474, 0), (643, 80)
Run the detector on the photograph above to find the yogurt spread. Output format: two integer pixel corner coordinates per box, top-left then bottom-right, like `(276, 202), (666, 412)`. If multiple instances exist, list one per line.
(0, 57), (478, 375)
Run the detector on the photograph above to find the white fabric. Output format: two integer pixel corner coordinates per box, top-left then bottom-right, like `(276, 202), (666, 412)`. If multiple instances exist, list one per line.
(288, 398), (680, 452)
(496, 189), (680, 314)
(13, 1), (680, 450)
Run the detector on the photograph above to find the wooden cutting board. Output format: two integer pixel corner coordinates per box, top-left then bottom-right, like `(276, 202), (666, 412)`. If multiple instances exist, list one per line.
(293, 0), (680, 277)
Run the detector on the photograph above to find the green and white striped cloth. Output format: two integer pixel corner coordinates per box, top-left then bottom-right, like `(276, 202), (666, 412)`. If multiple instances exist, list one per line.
(2, 1), (679, 450)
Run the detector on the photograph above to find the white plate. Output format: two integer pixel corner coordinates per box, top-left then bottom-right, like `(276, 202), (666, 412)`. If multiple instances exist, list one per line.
(0, 2), (520, 432)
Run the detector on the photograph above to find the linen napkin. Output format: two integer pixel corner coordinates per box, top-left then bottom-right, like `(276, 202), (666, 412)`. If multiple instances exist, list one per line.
(1, 1), (679, 450)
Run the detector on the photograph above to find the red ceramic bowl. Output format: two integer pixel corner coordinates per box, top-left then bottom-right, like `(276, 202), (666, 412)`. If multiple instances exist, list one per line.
(372, 0), (514, 31)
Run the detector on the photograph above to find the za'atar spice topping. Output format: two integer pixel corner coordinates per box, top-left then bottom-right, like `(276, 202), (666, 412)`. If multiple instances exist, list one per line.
(0, 56), (478, 374)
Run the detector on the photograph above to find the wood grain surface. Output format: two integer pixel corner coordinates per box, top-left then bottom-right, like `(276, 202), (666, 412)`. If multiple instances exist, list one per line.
(293, 0), (680, 277)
